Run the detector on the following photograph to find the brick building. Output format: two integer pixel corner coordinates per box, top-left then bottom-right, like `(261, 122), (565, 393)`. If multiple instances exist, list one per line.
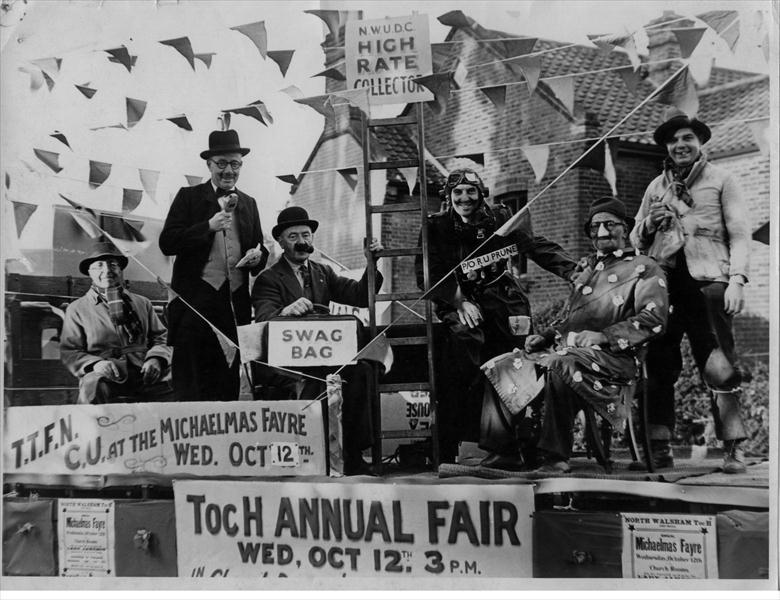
(289, 11), (770, 356)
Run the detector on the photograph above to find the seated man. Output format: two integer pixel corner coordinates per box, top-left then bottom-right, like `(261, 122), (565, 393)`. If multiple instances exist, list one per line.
(482, 197), (669, 473)
(61, 240), (173, 404)
(251, 206), (383, 475)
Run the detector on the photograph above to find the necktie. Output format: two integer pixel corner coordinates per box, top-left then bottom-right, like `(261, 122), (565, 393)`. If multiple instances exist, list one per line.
(300, 265), (313, 301)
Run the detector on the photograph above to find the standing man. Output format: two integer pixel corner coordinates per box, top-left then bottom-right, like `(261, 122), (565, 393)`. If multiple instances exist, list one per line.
(160, 129), (268, 402)
(251, 206), (384, 475)
(61, 240), (173, 404)
(416, 168), (576, 466)
(631, 108), (751, 473)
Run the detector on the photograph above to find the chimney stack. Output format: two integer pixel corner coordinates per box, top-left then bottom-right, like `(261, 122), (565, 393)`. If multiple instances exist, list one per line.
(645, 11), (695, 87)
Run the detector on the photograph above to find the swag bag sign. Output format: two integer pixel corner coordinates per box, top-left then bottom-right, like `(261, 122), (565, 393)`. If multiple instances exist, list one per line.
(345, 14), (433, 105)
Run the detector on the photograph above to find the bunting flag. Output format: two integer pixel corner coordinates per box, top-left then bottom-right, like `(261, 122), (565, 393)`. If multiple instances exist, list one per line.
(30, 57), (62, 75)
(588, 31), (641, 69)
(671, 27), (707, 58)
(752, 222), (769, 245)
(603, 140), (618, 195)
(506, 55), (541, 94)
(122, 188), (143, 213)
(501, 37), (538, 58)
(747, 118), (770, 156)
(194, 52), (216, 68)
(165, 114), (193, 131)
(185, 174), (203, 186)
(126, 97), (147, 128)
(398, 166), (418, 195)
(88, 160), (112, 189)
(456, 153), (485, 166)
(688, 53), (714, 86)
(109, 54), (138, 69)
(615, 65), (641, 95)
(267, 50), (295, 77)
(313, 67), (346, 81)
(5, 172), (9, 189)
(304, 9), (342, 40)
(211, 324), (237, 367)
(453, 60), (468, 88)
(75, 83), (97, 99)
(480, 85), (507, 111)
(11, 201), (38, 236)
(33, 148), (62, 173)
(437, 10), (473, 29)
(224, 101), (273, 126)
(59, 193), (102, 237)
(220, 112), (231, 130)
(279, 85), (304, 100)
(230, 21), (267, 59)
(414, 72), (452, 110)
(101, 215), (150, 255)
(337, 167), (358, 191)
(42, 71), (55, 91)
(23, 67), (44, 91)
(294, 94), (336, 119)
(139, 168), (160, 200)
(2, 200), (33, 272)
(576, 139), (614, 172)
(159, 37), (195, 70)
(276, 174), (298, 185)
(654, 66), (698, 117)
(50, 131), (71, 149)
(697, 10), (740, 51)
(543, 75), (575, 115)
(520, 144), (549, 183)
(495, 205), (534, 237)
(105, 47), (135, 72)
(431, 43), (450, 70)
(90, 122), (127, 131)
(330, 88), (369, 114)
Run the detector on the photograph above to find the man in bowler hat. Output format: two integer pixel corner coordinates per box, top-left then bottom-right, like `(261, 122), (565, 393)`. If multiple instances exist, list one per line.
(160, 129), (269, 401)
(61, 240), (173, 404)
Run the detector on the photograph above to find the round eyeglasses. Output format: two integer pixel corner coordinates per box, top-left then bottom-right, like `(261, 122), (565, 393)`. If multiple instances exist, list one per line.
(211, 160), (243, 170)
(588, 220), (624, 235)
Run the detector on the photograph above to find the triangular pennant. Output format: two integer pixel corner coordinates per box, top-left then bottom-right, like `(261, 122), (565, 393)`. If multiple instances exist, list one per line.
(431, 43), (451, 70)
(697, 10), (740, 51)
(688, 53), (714, 86)
(159, 37), (195, 70)
(603, 140), (618, 195)
(31, 57), (62, 75)
(33, 148), (62, 173)
(165, 114), (193, 131)
(313, 67), (346, 82)
(752, 222), (769, 245)
(480, 85), (507, 111)
(194, 52), (216, 68)
(303, 9), (342, 40)
(294, 94), (336, 119)
(506, 55), (541, 94)
(502, 37), (537, 58)
(2, 201), (32, 271)
(50, 131), (71, 149)
(25, 68), (44, 91)
(59, 194), (102, 237)
(105, 46), (134, 72)
(42, 71), (55, 91)
(220, 112), (231, 130)
(126, 97), (147, 128)
(4, 172), (9, 189)
(230, 21), (267, 58)
(747, 119), (770, 156)
(185, 174), (203, 186)
(398, 167), (418, 195)
(277, 174), (298, 185)
(279, 85), (304, 99)
(453, 60), (468, 88)
(437, 10), (473, 29)
(615, 65), (641, 95)
(520, 144), (549, 183)
(75, 83), (97, 98)
(414, 72), (452, 105)
(11, 201), (37, 236)
(456, 153), (485, 166)
(267, 50), (295, 77)
(102, 214), (146, 242)
(122, 188), (143, 213)
(577, 140), (606, 171)
(654, 66), (698, 117)
(226, 101), (273, 127)
(588, 31), (640, 68)
(496, 206), (534, 237)
(108, 54), (138, 69)
(211, 324), (237, 367)
(89, 160), (112, 189)
(139, 168), (160, 200)
(90, 122), (127, 132)
(544, 75), (575, 115)
(671, 27), (707, 59)
(337, 168), (358, 191)
(330, 89), (370, 114)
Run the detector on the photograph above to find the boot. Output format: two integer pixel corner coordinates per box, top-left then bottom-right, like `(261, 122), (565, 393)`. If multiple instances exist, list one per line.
(722, 439), (746, 474)
(629, 439), (674, 471)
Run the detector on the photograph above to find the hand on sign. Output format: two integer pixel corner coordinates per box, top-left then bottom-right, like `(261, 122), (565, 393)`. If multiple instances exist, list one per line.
(281, 297), (314, 317)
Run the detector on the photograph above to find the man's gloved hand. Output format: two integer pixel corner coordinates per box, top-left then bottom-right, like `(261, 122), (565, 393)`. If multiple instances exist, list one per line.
(92, 360), (121, 381)
(281, 297), (314, 317)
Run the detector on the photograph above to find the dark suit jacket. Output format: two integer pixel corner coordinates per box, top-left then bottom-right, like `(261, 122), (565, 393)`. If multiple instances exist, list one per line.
(159, 182), (268, 342)
(251, 258), (383, 322)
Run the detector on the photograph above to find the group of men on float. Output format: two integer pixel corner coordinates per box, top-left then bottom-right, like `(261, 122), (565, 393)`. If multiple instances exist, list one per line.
(60, 107), (753, 476)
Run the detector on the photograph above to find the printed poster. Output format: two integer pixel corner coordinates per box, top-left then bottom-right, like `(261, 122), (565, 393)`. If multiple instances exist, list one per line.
(58, 498), (115, 577)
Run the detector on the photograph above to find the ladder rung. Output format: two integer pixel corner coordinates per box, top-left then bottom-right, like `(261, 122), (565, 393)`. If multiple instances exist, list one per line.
(378, 382), (431, 393)
(376, 291), (422, 302)
(376, 247), (422, 258)
(369, 116), (417, 127)
(381, 430), (432, 439)
(387, 336), (429, 346)
(370, 202), (422, 214)
(369, 159), (419, 170)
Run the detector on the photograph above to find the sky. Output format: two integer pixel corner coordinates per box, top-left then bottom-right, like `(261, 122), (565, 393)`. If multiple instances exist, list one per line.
(0, 0), (774, 261)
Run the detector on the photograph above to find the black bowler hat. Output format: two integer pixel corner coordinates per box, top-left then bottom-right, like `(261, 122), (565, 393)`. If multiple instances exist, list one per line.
(584, 196), (635, 237)
(653, 107), (711, 146)
(79, 240), (128, 275)
(200, 129), (250, 160)
(272, 206), (319, 239)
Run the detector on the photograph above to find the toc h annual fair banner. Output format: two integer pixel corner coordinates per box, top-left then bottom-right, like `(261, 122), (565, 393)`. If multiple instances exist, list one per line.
(174, 480), (534, 578)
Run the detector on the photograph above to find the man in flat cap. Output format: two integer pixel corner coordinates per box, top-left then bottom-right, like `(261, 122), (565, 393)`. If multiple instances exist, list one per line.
(160, 129), (269, 402)
(630, 108), (751, 473)
(61, 240), (172, 404)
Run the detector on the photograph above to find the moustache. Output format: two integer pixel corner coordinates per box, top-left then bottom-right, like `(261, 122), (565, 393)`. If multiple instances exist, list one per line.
(293, 242), (315, 253)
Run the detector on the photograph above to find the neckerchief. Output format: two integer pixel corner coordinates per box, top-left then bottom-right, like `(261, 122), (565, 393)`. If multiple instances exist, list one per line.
(93, 284), (144, 343)
(663, 152), (708, 207)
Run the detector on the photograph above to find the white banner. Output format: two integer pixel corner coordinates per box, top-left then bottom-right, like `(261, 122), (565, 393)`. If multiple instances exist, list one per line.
(345, 14), (433, 105)
(174, 480), (534, 578)
(3, 401), (327, 477)
(267, 319), (358, 367)
(621, 513), (719, 579)
(58, 498), (115, 577)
